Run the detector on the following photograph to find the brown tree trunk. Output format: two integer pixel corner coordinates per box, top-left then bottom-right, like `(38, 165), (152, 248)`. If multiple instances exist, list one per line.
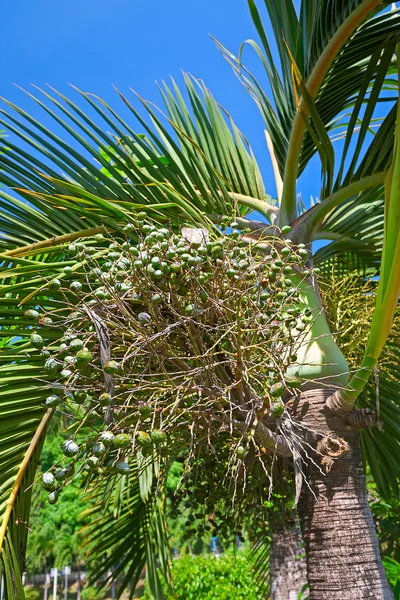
(270, 520), (307, 600)
(291, 387), (392, 600)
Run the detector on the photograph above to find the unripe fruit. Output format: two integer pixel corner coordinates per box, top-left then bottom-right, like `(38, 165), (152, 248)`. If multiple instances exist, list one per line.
(42, 472), (57, 491)
(115, 461), (130, 474)
(70, 281), (82, 293)
(30, 333), (44, 349)
(136, 431), (151, 448)
(48, 491), (59, 505)
(285, 375), (301, 389)
(99, 431), (115, 446)
(99, 392), (112, 406)
(62, 440), (79, 457)
(45, 394), (61, 407)
(92, 442), (106, 457)
(69, 338), (84, 352)
(74, 391), (87, 404)
(24, 309), (39, 322)
(103, 360), (121, 375)
(48, 279), (61, 291)
(113, 433), (132, 449)
(75, 349), (92, 368)
(150, 430), (166, 445)
(271, 402), (285, 418)
(270, 382), (285, 398)
(236, 446), (246, 460)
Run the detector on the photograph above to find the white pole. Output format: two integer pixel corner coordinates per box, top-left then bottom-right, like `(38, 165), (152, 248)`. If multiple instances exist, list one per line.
(64, 569), (68, 600)
(111, 579), (116, 600)
(52, 568), (58, 600)
(0, 576), (4, 600)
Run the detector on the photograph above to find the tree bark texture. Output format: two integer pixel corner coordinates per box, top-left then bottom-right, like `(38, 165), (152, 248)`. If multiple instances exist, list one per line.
(290, 387), (393, 600)
(270, 521), (307, 600)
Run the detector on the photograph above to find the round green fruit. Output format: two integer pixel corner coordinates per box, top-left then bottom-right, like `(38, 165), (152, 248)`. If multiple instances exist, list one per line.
(138, 402), (152, 418)
(281, 225), (291, 234)
(285, 375), (302, 389)
(136, 431), (151, 448)
(92, 442), (106, 457)
(271, 402), (285, 418)
(86, 456), (99, 469)
(42, 472), (57, 491)
(103, 360), (121, 375)
(48, 491), (59, 505)
(44, 358), (59, 374)
(113, 433), (132, 449)
(270, 382), (285, 398)
(30, 333), (44, 349)
(24, 309), (39, 322)
(99, 431), (115, 446)
(48, 278), (61, 291)
(45, 394), (61, 407)
(115, 461), (130, 475)
(69, 338), (84, 352)
(75, 349), (92, 368)
(54, 469), (68, 482)
(236, 446), (246, 460)
(70, 281), (82, 293)
(62, 440), (80, 457)
(99, 392), (112, 406)
(150, 430), (166, 445)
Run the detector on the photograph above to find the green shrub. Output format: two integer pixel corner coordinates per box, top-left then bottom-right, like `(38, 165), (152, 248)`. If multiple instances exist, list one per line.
(145, 552), (262, 600)
(81, 586), (103, 600)
(23, 590), (41, 600)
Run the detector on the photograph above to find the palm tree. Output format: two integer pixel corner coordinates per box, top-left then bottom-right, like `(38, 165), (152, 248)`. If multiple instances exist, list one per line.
(1, 1), (400, 598)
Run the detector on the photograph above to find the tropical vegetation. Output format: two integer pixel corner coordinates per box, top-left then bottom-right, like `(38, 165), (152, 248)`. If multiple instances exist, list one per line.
(2, 1), (400, 599)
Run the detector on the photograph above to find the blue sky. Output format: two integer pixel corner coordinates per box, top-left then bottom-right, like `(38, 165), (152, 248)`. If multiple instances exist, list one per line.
(0, 0), (316, 206)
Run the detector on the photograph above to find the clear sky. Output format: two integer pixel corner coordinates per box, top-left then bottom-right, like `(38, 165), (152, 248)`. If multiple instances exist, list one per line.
(0, 0), (316, 206)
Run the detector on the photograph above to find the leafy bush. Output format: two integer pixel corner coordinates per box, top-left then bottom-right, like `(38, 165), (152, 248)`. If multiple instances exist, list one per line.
(81, 586), (103, 600)
(145, 552), (262, 600)
(23, 590), (41, 600)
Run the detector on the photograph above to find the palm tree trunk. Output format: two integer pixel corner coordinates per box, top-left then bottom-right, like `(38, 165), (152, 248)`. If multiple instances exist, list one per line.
(292, 387), (392, 599)
(270, 520), (307, 600)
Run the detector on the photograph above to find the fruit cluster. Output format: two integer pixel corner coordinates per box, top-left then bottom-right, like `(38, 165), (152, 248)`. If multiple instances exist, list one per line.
(23, 218), (315, 508)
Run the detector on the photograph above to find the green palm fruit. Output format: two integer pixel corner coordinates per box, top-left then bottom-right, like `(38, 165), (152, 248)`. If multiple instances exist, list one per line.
(48, 491), (59, 505)
(69, 339), (84, 352)
(270, 382), (285, 397)
(150, 430), (166, 445)
(115, 461), (130, 474)
(44, 358), (59, 374)
(138, 402), (152, 418)
(48, 278), (61, 291)
(70, 281), (82, 293)
(285, 375), (302, 389)
(24, 309), (39, 322)
(42, 472), (57, 491)
(45, 394), (61, 407)
(92, 442), (106, 457)
(136, 431), (151, 448)
(30, 333), (44, 349)
(236, 446), (246, 460)
(75, 349), (92, 368)
(271, 402), (285, 418)
(99, 431), (114, 446)
(281, 225), (291, 234)
(103, 360), (121, 374)
(113, 433), (132, 449)
(62, 440), (79, 457)
(99, 392), (112, 406)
